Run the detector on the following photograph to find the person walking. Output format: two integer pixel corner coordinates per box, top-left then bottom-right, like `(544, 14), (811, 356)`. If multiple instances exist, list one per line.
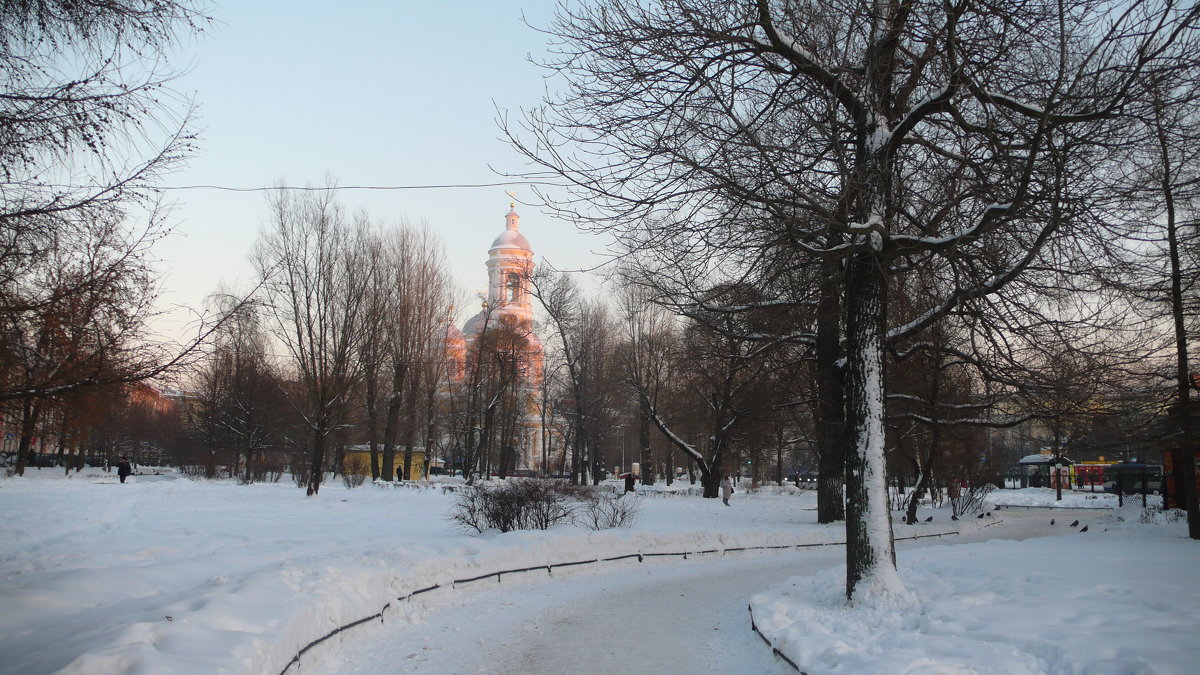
(624, 472), (636, 494)
(720, 475), (733, 506)
(117, 458), (132, 484)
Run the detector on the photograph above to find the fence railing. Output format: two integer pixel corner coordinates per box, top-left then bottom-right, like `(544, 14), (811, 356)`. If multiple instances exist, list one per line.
(277, 521), (1000, 675)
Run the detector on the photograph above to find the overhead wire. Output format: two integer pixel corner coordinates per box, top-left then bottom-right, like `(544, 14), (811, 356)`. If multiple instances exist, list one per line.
(153, 181), (563, 193)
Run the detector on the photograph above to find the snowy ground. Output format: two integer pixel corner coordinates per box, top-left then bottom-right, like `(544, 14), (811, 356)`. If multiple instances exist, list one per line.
(1, 468), (1195, 674)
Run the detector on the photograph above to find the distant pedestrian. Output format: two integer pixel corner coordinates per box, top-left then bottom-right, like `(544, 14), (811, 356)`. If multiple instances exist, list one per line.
(721, 475), (733, 506)
(117, 458), (132, 484)
(624, 472), (636, 493)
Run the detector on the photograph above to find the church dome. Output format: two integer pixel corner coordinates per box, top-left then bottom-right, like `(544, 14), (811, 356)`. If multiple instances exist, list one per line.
(461, 310), (488, 337)
(490, 228), (532, 251)
(489, 203), (532, 252)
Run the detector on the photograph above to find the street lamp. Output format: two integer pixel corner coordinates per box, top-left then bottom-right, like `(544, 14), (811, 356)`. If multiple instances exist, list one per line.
(1055, 462), (1063, 502)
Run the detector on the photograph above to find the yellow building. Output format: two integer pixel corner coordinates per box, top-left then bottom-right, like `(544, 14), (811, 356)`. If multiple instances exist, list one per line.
(342, 448), (436, 479)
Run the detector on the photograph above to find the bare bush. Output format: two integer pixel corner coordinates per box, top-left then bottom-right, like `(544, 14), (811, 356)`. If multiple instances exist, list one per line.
(577, 491), (642, 530)
(341, 455), (369, 488)
(449, 480), (576, 533)
(449, 480), (641, 533)
(955, 483), (996, 517)
(448, 486), (489, 533)
(517, 480), (578, 530)
(178, 465), (207, 479)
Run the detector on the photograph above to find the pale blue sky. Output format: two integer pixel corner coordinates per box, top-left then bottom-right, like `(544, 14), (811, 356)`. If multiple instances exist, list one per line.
(153, 2), (608, 339)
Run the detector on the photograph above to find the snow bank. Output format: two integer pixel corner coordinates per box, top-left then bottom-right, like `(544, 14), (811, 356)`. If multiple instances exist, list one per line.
(990, 487), (1117, 509)
(751, 511), (1199, 674)
(0, 469), (904, 674)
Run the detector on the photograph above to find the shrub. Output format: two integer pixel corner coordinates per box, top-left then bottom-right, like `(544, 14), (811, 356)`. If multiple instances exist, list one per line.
(178, 465), (207, 479)
(450, 480), (575, 533)
(341, 454), (370, 488)
(576, 490), (642, 530)
(448, 480), (641, 533)
(955, 482), (995, 517)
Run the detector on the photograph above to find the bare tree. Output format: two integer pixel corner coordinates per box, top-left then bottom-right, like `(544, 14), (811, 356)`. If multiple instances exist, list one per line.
(1123, 71), (1200, 536)
(0, 2), (222, 404)
(620, 280), (676, 486)
(187, 290), (289, 482)
(508, 0), (1197, 599)
(529, 267), (593, 483)
(253, 188), (370, 496)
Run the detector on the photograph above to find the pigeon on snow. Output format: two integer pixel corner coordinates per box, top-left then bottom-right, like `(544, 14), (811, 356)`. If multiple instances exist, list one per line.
(925, 516), (933, 522)
(977, 512), (986, 518)
(1079, 525), (1089, 532)
(1050, 519), (1055, 525)
(1070, 520), (1079, 527)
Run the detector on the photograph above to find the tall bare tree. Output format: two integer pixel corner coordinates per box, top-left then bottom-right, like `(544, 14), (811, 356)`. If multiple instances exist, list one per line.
(620, 280), (677, 485)
(253, 189), (370, 496)
(509, 0), (1197, 599)
(529, 267), (593, 483)
(1125, 71), (1200, 536)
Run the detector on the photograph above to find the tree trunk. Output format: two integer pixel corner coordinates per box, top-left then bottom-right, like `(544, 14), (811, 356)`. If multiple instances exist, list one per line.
(570, 419), (582, 485)
(639, 397), (654, 485)
(381, 390), (402, 482)
(1149, 99), (1200, 537)
(364, 375), (381, 480)
(843, 252), (899, 601)
(700, 466), (719, 498)
(307, 427), (326, 496)
(905, 372), (943, 525)
(904, 459), (935, 525)
(815, 263), (846, 523)
(14, 395), (40, 476)
(402, 384), (418, 482)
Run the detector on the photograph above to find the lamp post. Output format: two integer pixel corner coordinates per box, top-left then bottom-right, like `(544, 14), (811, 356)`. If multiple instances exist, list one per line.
(1055, 462), (1063, 502)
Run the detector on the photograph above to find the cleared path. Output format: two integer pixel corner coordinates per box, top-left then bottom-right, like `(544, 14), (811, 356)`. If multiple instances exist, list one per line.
(304, 511), (1074, 674)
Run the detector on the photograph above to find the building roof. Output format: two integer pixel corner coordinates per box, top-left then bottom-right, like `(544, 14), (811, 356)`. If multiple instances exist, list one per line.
(462, 304), (534, 336)
(489, 228), (531, 252)
(1019, 454), (1074, 465)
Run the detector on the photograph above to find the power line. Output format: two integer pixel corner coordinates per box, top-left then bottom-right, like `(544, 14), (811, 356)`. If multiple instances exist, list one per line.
(154, 181), (562, 193)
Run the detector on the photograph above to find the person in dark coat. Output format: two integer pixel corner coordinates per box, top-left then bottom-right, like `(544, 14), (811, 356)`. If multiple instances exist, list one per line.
(624, 472), (636, 493)
(117, 458), (132, 483)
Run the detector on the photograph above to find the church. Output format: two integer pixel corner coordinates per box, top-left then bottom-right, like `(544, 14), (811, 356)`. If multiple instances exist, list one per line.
(443, 202), (546, 474)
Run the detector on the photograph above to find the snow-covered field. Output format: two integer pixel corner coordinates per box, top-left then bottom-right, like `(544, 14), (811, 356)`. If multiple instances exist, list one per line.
(1, 468), (1195, 674)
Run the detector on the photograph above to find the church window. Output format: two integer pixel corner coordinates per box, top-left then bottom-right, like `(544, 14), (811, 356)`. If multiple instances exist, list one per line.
(507, 272), (520, 302)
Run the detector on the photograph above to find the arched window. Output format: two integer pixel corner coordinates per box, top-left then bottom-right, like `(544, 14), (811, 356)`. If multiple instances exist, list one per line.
(507, 272), (520, 302)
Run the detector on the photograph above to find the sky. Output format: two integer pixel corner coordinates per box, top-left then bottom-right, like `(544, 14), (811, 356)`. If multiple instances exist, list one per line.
(151, 2), (610, 341)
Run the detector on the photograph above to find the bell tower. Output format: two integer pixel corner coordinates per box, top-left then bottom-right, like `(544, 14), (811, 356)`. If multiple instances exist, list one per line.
(485, 202), (535, 324)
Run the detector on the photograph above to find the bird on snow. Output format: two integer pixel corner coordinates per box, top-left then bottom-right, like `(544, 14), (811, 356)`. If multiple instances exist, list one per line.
(977, 512), (986, 518)
(986, 511), (991, 517)
(1079, 525), (1089, 532)
(1050, 519), (1055, 525)
(1070, 520), (1079, 527)
(925, 516), (933, 522)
